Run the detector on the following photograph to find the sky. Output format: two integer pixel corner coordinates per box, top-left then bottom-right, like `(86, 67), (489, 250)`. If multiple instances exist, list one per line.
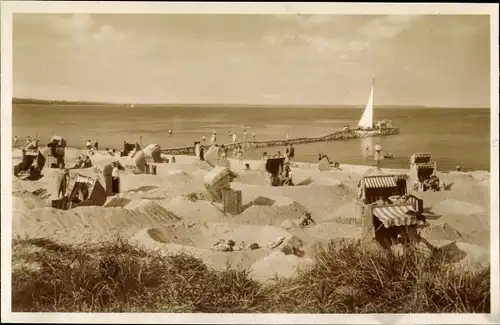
(12, 14), (491, 107)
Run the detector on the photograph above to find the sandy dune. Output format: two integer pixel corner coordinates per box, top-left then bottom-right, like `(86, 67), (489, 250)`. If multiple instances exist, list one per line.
(10, 149), (491, 281)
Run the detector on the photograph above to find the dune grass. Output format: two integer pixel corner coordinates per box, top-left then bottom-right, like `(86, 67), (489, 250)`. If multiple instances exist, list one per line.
(12, 237), (490, 313)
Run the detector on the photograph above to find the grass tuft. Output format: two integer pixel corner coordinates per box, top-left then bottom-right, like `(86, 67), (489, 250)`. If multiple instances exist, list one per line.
(12, 237), (490, 313)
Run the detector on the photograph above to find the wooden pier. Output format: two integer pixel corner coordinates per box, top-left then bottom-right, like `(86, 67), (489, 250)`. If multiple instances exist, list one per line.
(159, 127), (400, 156)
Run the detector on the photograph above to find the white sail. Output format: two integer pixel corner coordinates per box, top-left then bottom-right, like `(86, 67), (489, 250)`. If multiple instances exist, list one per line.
(357, 84), (374, 129)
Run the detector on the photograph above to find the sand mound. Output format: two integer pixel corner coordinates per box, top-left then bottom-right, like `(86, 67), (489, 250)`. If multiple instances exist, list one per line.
(192, 159), (213, 172)
(12, 191), (47, 212)
(160, 196), (225, 222)
(425, 199), (489, 248)
(13, 202), (180, 243)
(431, 199), (484, 216)
(236, 198), (307, 226)
(122, 171), (205, 201)
(230, 183), (353, 222)
(304, 221), (360, 242)
(250, 251), (314, 282)
(310, 178), (343, 187)
(427, 240), (490, 269)
(234, 171), (268, 186)
(145, 222), (292, 251)
(422, 222), (464, 242)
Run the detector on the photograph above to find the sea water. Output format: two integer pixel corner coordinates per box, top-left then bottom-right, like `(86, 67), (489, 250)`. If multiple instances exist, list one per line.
(13, 104), (490, 171)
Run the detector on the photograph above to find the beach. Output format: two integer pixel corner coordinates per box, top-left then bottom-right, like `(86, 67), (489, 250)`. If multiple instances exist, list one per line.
(11, 146), (491, 283)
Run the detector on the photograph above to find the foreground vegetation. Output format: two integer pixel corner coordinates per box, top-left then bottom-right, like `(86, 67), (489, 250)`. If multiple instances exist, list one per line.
(12, 238), (490, 313)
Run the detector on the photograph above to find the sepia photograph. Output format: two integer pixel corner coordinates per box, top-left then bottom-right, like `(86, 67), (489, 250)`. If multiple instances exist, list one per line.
(1, 1), (499, 323)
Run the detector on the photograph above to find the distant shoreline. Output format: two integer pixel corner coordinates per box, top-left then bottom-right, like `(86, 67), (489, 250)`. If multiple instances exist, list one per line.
(12, 98), (489, 110)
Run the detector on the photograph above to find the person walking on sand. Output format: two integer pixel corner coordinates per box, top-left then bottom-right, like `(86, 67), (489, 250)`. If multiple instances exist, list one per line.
(232, 132), (237, 144)
(288, 144), (295, 164)
(364, 144), (370, 158)
(56, 165), (70, 198)
(13, 136), (19, 147)
(94, 141), (99, 151)
(201, 134), (206, 144)
(233, 144), (244, 164)
(194, 141), (201, 160)
(210, 132), (217, 144)
(221, 145), (228, 159)
(243, 129), (248, 149)
(86, 139), (93, 150)
(111, 161), (121, 197)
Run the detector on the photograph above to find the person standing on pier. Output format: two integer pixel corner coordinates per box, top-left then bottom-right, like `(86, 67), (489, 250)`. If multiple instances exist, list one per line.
(374, 143), (382, 167)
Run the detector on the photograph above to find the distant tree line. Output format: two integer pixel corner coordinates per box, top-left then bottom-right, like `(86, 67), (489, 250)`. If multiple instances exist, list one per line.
(12, 97), (109, 105)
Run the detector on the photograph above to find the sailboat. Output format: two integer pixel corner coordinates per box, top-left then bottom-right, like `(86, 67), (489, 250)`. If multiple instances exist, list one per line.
(358, 80), (375, 157)
(357, 79), (375, 130)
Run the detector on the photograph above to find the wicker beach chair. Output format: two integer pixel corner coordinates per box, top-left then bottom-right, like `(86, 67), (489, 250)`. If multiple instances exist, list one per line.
(409, 153), (441, 192)
(358, 173), (430, 251)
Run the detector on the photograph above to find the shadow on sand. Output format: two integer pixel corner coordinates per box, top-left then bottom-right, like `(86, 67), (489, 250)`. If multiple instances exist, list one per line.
(127, 185), (160, 193)
(241, 196), (277, 212)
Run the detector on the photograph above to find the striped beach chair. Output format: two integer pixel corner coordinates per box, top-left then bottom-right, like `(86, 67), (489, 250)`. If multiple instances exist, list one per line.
(409, 153), (441, 191)
(358, 173), (429, 250)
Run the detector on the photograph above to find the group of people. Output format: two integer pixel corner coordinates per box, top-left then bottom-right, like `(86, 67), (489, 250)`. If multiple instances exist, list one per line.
(206, 143), (245, 166)
(56, 160), (121, 202)
(227, 129), (256, 144)
(71, 154), (93, 169)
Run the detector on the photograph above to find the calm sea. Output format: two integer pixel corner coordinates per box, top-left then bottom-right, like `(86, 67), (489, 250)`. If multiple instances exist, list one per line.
(12, 104), (491, 171)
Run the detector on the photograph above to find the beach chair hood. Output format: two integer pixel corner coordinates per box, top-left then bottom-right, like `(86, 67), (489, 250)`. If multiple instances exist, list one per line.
(204, 146), (219, 168)
(67, 174), (107, 208)
(133, 150), (147, 173)
(318, 156), (331, 171)
(49, 136), (67, 147)
(359, 173), (408, 204)
(143, 144), (162, 163)
(410, 153), (432, 165)
(265, 157), (285, 176)
(204, 166), (237, 202)
(371, 204), (419, 228)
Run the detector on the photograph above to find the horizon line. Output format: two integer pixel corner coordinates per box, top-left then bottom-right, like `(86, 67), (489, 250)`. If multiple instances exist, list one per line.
(11, 97), (490, 110)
